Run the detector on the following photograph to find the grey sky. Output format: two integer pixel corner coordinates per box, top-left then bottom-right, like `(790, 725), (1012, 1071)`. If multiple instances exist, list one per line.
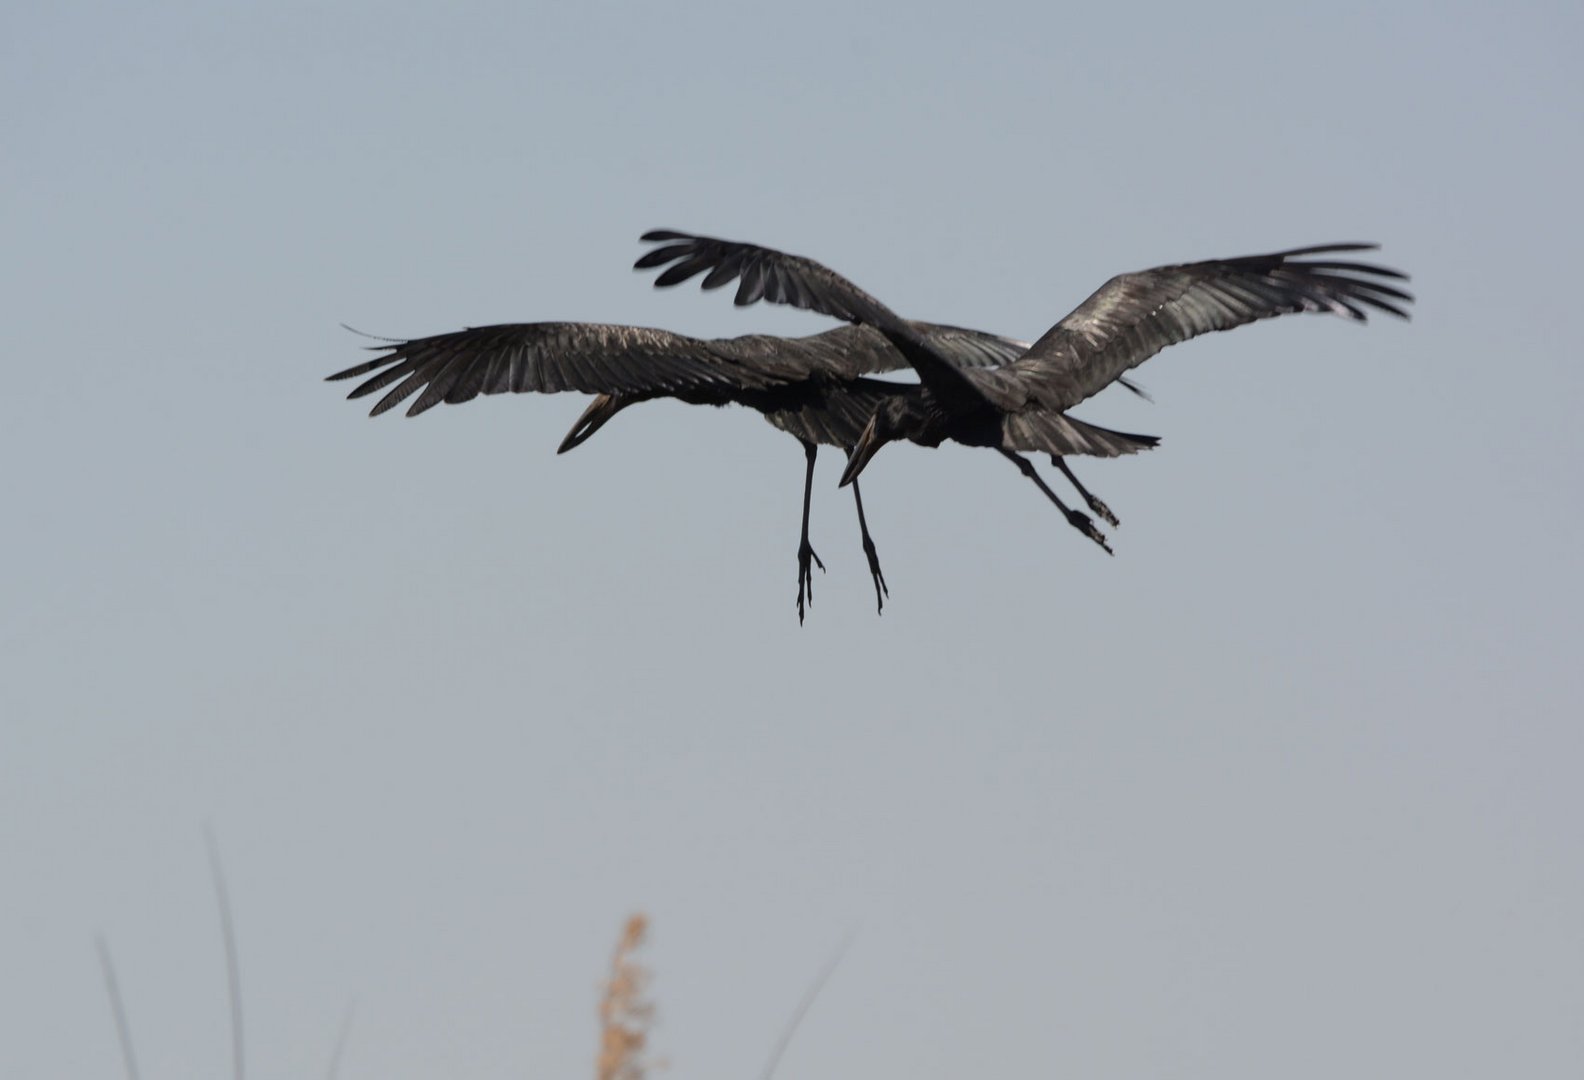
(4, 2), (1581, 1078)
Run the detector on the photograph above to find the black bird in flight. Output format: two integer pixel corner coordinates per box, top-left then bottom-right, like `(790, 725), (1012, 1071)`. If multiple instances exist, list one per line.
(326, 315), (1036, 621)
(635, 230), (1412, 544)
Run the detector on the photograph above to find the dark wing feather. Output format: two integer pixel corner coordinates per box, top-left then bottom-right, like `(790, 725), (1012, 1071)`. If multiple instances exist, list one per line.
(763, 322), (1030, 380)
(636, 231), (989, 405)
(325, 322), (789, 418)
(636, 230), (907, 329)
(545, 324), (1035, 452)
(912, 323), (1032, 370)
(983, 245), (1413, 412)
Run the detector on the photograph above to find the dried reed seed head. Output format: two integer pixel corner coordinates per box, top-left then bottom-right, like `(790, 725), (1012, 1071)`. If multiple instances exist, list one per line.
(597, 913), (656, 1080)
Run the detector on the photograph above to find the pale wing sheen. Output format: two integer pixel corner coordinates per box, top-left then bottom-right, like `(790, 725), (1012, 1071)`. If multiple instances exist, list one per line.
(326, 321), (796, 418)
(974, 246), (1412, 412)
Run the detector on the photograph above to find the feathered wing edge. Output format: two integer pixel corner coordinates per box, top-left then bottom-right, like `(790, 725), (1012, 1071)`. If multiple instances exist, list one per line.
(636, 230), (906, 328)
(636, 230), (988, 405)
(637, 232), (1410, 412)
(325, 318), (1040, 423)
(324, 322), (790, 418)
(1001, 244), (1415, 410)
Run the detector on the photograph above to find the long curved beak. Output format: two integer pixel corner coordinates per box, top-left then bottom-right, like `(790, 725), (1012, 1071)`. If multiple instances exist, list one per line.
(557, 394), (631, 454)
(839, 416), (883, 487)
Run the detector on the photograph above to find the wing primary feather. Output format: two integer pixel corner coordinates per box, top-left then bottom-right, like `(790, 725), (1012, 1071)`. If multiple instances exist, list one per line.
(737, 262), (768, 306)
(633, 242), (697, 270)
(701, 254), (745, 289)
(346, 357), (420, 401)
(371, 365), (437, 417)
(653, 254), (718, 287)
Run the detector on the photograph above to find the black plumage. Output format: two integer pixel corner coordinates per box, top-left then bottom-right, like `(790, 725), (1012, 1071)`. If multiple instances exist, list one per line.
(328, 318), (1030, 620)
(636, 230), (1412, 547)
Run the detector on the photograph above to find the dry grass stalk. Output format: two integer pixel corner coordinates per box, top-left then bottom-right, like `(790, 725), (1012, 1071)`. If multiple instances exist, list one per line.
(597, 915), (656, 1080)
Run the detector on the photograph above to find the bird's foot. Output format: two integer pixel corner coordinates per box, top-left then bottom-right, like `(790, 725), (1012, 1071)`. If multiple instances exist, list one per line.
(1066, 510), (1114, 555)
(1085, 494), (1120, 528)
(796, 541), (826, 624)
(861, 537), (889, 615)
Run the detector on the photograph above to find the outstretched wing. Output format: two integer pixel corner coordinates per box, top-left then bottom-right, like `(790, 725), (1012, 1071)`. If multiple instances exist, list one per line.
(635, 230), (906, 327)
(326, 322), (790, 418)
(762, 322), (1030, 380)
(907, 323), (1149, 399)
(987, 245), (1413, 411)
(636, 231), (984, 405)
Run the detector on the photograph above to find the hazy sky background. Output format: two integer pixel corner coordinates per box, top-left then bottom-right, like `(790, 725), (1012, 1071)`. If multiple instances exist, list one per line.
(5, 2), (1581, 1078)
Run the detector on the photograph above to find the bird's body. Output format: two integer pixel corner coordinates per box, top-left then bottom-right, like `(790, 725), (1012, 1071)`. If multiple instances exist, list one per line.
(634, 231), (1412, 537)
(328, 317), (1033, 619)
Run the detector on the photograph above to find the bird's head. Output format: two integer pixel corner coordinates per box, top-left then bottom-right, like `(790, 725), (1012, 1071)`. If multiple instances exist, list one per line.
(839, 396), (923, 487)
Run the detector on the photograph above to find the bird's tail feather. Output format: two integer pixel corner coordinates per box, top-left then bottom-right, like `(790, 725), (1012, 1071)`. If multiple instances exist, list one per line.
(1003, 411), (1159, 458)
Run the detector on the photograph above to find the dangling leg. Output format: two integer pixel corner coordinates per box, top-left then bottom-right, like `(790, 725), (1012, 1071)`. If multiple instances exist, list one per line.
(850, 479), (889, 615)
(1050, 454), (1119, 527)
(1000, 449), (1112, 555)
(796, 440), (826, 624)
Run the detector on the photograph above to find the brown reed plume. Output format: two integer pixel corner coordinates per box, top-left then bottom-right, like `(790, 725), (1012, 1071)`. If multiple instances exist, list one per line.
(596, 914), (656, 1080)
